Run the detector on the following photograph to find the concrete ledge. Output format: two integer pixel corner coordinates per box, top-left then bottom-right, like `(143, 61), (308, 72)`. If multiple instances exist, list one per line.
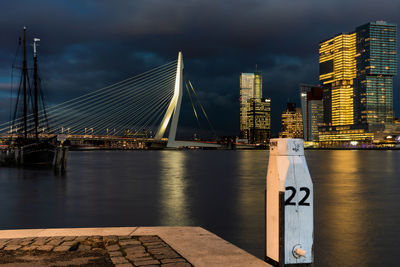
(0, 226), (270, 267)
(0, 227), (137, 239)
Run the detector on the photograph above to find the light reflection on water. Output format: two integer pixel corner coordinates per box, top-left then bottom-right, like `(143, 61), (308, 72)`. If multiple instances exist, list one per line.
(159, 151), (192, 225)
(0, 150), (399, 266)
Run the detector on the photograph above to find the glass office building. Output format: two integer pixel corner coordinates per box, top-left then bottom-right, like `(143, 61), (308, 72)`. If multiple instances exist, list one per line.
(354, 21), (397, 126)
(300, 85), (324, 141)
(279, 103), (303, 138)
(317, 21), (397, 147)
(239, 72), (270, 143)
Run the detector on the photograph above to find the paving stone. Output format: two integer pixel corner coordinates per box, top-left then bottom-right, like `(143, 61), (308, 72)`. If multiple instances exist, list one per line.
(161, 263), (191, 267)
(126, 252), (150, 259)
(124, 246), (146, 253)
(126, 256), (153, 262)
(106, 244), (120, 251)
(139, 236), (160, 242)
(46, 239), (63, 246)
(140, 265), (159, 267)
(20, 245), (39, 251)
(120, 240), (141, 246)
(75, 236), (88, 242)
(63, 236), (77, 241)
(20, 240), (34, 246)
(31, 237), (49, 246)
(31, 239), (46, 244)
(115, 264), (133, 267)
(4, 245), (22, 251)
(82, 238), (102, 246)
(134, 259), (160, 266)
(92, 247), (103, 252)
(146, 244), (167, 249)
(0, 240), (10, 248)
(125, 250), (147, 256)
(161, 259), (187, 264)
(148, 247), (172, 253)
(111, 256), (129, 264)
(143, 240), (165, 246)
(78, 244), (91, 251)
(37, 245), (54, 251)
(7, 238), (23, 245)
(19, 237), (35, 246)
(104, 235), (119, 241)
(53, 245), (71, 252)
(154, 252), (180, 260)
(118, 235), (131, 240)
(109, 251), (123, 257)
(61, 241), (77, 246)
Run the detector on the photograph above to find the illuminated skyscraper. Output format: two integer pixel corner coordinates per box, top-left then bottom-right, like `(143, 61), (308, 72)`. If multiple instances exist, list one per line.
(317, 21), (397, 147)
(319, 21), (397, 130)
(319, 32), (356, 126)
(239, 72), (270, 143)
(354, 21), (397, 127)
(279, 103), (303, 138)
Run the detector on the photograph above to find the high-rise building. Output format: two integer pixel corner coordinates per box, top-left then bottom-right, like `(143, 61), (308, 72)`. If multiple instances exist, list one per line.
(319, 21), (397, 129)
(240, 72), (261, 135)
(239, 72), (270, 143)
(354, 21), (397, 127)
(307, 87), (324, 141)
(300, 84), (312, 138)
(245, 98), (271, 143)
(319, 32), (356, 126)
(279, 103), (303, 138)
(300, 84), (324, 141)
(317, 21), (397, 147)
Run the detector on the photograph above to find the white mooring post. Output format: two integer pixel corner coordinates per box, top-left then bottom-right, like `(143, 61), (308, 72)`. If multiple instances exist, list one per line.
(266, 138), (313, 267)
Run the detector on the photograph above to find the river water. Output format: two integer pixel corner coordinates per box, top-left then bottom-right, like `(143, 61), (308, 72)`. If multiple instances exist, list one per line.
(0, 150), (399, 266)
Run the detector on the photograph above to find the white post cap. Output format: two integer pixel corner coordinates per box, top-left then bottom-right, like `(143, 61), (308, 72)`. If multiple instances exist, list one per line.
(269, 138), (304, 156)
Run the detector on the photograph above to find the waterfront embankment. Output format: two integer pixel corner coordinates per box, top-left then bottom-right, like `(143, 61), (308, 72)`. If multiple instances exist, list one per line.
(0, 227), (270, 267)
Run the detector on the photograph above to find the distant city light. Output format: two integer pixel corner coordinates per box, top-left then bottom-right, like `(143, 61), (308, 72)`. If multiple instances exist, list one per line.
(350, 141), (358, 146)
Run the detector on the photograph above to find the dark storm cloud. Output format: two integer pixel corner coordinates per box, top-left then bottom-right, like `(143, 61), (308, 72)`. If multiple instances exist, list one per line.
(0, 0), (399, 135)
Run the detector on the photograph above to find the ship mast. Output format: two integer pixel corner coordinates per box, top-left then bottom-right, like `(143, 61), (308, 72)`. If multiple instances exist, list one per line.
(33, 38), (40, 139)
(22, 27), (28, 139)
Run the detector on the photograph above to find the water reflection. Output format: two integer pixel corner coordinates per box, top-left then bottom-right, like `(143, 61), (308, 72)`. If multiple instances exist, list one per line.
(315, 151), (367, 266)
(237, 150), (267, 257)
(0, 167), (67, 229)
(159, 151), (192, 225)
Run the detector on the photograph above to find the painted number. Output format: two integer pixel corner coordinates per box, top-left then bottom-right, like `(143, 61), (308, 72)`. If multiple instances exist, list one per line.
(284, 187), (311, 206)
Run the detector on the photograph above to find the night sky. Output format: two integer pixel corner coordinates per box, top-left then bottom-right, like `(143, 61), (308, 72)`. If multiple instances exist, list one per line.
(0, 0), (399, 137)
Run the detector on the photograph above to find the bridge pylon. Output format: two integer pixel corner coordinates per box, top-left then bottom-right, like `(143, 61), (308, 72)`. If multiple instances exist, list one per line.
(154, 52), (220, 149)
(154, 51), (183, 147)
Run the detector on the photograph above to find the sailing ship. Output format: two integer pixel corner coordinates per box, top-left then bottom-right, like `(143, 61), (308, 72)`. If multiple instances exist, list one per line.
(7, 27), (56, 167)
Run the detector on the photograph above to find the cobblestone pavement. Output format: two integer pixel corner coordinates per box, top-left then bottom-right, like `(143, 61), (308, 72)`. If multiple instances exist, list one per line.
(0, 235), (192, 267)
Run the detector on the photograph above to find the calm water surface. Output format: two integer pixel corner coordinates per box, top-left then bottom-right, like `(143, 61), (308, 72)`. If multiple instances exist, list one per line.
(0, 150), (399, 266)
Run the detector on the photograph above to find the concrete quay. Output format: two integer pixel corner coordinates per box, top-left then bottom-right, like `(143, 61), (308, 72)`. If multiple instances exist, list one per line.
(0, 226), (271, 267)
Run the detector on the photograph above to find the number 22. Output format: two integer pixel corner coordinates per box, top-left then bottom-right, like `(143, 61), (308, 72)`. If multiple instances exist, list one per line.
(284, 186), (310, 206)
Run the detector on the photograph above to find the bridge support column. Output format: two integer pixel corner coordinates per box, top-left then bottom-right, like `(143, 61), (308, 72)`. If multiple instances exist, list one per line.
(154, 52), (183, 148)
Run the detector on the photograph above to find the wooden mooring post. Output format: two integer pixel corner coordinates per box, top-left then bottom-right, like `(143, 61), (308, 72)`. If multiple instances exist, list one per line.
(54, 146), (68, 173)
(265, 138), (313, 267)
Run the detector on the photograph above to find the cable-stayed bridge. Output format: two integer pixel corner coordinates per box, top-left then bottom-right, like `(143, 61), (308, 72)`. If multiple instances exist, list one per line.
(0, 52), (220, 149)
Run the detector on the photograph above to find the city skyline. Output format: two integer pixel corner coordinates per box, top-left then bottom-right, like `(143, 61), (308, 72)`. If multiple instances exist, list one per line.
(0, 1), (399, 136)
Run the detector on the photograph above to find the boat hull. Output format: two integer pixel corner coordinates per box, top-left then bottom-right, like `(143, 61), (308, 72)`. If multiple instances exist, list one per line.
(17, 141), (56, 167)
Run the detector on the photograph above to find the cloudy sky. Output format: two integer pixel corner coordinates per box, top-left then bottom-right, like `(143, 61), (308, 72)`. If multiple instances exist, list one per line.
(0, 0), (399, 136)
